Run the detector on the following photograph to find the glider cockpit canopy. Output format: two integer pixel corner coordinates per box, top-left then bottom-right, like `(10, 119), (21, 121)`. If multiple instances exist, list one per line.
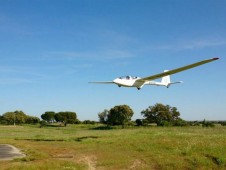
(119, 76), (140, 80)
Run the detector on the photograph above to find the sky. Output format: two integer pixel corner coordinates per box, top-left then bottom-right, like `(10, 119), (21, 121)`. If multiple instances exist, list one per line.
(0, 0), (225, 121)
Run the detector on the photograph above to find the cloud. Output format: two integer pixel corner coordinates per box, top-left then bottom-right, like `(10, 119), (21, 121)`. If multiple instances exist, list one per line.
(152, 39), (226, 51)
(0, 78), (34, 85)
(44, 49), (134, 61)
(0, 65), (51, 85)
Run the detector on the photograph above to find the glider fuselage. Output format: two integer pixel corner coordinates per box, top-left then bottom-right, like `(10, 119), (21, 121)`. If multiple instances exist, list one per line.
(113, 76), (167, 89)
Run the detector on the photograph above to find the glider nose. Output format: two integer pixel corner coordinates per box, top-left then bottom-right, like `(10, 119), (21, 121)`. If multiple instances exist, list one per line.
(113, 78), (119, 84)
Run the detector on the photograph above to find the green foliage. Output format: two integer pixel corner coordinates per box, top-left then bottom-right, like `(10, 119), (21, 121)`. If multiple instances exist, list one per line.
(14, 110), (27, 124)
(82, 120), (96, 124)
(141, 103), (181, 126)
(107, 105), (134, 126)
(41, 111), (56, 123)
(219, 121), (226, 126)
(98, 109), (108, 124)
(39, 120), (48, 127)
(1, 111), (29, 125)
(173, 118), (188, 127)
(135, 119), (143, 126)
(202, 119), (215, 127)
(26, 116), (40, 124)
(188, 121), (201, 126)
(2, 112), (15, 124)
(1, 111), (40, 125)
(55, 112), (78, 126)
(0, 115), (7, 124)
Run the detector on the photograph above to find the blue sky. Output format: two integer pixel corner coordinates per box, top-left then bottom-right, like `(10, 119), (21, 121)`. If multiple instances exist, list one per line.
(0, 0), (225, 121)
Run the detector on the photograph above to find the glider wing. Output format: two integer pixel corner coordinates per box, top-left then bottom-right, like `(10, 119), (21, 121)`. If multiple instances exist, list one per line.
(138, 58), (219, 82)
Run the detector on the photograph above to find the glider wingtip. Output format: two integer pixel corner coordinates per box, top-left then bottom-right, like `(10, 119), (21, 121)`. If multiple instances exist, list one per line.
(213, 57), (219, 60)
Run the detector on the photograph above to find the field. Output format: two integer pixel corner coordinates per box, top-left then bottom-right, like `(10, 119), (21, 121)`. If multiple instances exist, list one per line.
(0, 124), (226, 170)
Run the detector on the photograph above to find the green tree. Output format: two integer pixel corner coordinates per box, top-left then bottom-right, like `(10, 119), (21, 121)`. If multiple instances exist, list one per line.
(1, 110), (28, 125)
(202, 119), (215, 127)
(98, 109), (108, 124)
(2, 112), (15, 125)
(26, 116), (40, 124)
(135, 119), (143, 126)
(41, 111), (55, 123)
(0, 115), (5, 124)
(14, 110), (27, 124)
(55, 111), (77, 126)
(83, 120), (96, 125)
(141, 103), (181, 126)
(107, 105), (134, 126)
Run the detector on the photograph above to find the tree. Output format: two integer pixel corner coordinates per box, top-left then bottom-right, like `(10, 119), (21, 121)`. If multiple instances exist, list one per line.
(107, 105), (134, 126)
(135, 119), (143, 126)
(0, 115), (5, 124)
(14, 110), (27, 124)
(41, 111), (55, 123)
(2, 112), (15, 125)
(26, 116), (40, 124)
(55, 111), (77, 126)
(1, 111), (28, 125)
(141, 103), (181, 126)
(98, 109), (108, 124)
(202, 119), (215, 127)
(83, 120), (96, 125)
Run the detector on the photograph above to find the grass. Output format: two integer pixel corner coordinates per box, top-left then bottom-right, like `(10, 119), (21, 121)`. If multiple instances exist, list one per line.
(0, 124), (226, 169)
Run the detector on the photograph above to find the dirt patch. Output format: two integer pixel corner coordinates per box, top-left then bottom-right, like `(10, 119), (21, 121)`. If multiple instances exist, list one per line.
(129, 159), (146, 169)
(79, 155), (97, 170)
(52, 154), (74, 159)
(0, 144), (25, 161)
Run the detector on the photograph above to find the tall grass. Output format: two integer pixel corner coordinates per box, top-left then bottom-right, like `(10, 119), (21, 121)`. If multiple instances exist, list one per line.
(0, 125), (226, 169)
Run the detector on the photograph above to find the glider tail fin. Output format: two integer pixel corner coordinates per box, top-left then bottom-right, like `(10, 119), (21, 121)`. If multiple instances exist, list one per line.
(161, 70), (183, 88)
(161, 70), (171, 86)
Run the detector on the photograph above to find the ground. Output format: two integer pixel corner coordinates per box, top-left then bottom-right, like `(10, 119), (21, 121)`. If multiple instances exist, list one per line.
(0, 124), (226, 169)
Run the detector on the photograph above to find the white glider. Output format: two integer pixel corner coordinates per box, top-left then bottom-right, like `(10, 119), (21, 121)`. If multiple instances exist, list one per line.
(89, 58), (219, 90)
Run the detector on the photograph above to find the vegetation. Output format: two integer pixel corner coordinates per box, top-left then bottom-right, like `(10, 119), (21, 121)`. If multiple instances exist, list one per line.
(107, 105), (134, 126)
(0, 111), (40, 125)
(41, 111), (55, 123)
(41, 111), (78, 126)
(141, 103), (182, 126)
(99, 105), (134, 127)
(1, 104), (225, 128)
(0, 125), (226, 169)
(98, 109), (108, 124)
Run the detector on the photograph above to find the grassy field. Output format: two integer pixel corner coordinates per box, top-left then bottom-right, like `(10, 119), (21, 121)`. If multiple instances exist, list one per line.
(0, 124), (226, 170)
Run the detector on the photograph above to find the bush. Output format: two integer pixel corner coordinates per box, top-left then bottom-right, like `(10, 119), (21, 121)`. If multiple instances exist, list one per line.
(39, 120), (47, 128)
(135, 119), (143, 126)
(202, 120), (215, 127)
(219, 121), (226, 126)
(173, 119), (188, 127)
(83, 120), (96, 125)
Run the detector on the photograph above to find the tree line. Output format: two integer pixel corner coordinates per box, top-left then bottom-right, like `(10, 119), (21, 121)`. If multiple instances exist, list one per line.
(41, 111), (79, 126)
(0, 111), (40, 125)
(98, 103), (226, 127)
(98, 103), (186, 127)
(1, 103), (225, 127)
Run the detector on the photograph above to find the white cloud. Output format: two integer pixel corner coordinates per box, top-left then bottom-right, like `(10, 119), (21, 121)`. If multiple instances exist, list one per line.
(152, 39), (226, 51)
(44, 49), (134, 61)
(0, 78), (34, 85)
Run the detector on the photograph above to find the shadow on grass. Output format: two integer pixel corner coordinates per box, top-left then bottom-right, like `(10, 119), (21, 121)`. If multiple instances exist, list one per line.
(90, 126), (121, 130)
(15, 136), (100, 142)
(15, 138), (65, 142)
(205, 154), (223, 166)
(40, 124), (65, 128)
(73, 136), (99, 142)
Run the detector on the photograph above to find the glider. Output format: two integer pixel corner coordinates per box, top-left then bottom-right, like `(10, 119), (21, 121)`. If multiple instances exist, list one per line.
(89, 57), (219, 90)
